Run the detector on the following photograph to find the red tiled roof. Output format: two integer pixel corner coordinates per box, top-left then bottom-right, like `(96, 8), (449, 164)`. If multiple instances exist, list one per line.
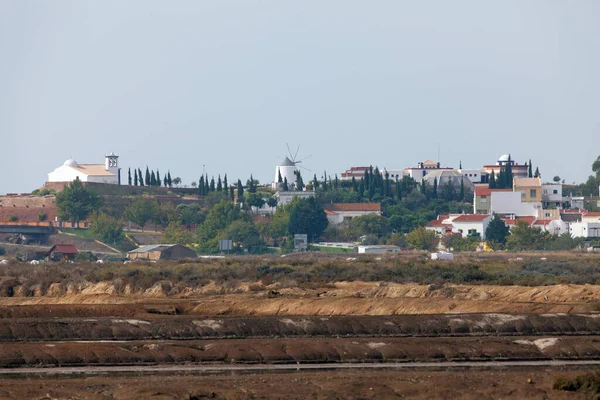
(474, 188), (512, 196)
(324, 210), (337, 215)
(533, 219), (552, 226)
(427, 219), (452, 227)
(324, 203), (381, 212)
(516, 216), (537, 225)
(563, 209), (585, 213)
(502, 218), (516, 226)
(49, 244), (78, 255)
(583, 212), (600, 217)
(453, 214), (490, 222)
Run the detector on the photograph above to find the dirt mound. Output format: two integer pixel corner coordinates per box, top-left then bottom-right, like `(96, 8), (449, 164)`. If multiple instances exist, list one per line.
(2, 314), (600, 342)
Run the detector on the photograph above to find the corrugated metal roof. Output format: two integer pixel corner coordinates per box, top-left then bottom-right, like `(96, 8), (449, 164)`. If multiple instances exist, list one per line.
(128, 244), (178, 253)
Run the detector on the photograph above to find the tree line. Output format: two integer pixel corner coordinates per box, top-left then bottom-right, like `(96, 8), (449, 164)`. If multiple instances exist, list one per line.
(128, 167), (174, 188)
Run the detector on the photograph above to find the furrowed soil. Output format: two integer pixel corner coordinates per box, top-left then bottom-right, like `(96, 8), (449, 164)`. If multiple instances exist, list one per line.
(2, 254), (600, 398)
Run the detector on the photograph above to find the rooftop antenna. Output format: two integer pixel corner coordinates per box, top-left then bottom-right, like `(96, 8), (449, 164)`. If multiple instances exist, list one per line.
(437, 143), (440, 165)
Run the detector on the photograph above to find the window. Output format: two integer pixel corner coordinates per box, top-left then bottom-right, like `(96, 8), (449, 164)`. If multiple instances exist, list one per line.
(521, 191), (526, 199)
(530, 189), (537, 198)
(543, 190), (548, 195)
(553, 190), (558, 194)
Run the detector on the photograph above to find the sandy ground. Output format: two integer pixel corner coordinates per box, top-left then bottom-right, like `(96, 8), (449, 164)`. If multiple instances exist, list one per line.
(0, 367), (595, 399)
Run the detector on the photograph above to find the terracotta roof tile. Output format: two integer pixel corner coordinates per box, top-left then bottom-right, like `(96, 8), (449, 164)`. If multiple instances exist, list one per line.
(427, 219), (452, 227)
(323, 203), (381, 212)
(453, 214), (490, 222)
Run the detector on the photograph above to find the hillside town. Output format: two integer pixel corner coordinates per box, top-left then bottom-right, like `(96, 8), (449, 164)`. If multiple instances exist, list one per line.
(1, 150), (599, 262)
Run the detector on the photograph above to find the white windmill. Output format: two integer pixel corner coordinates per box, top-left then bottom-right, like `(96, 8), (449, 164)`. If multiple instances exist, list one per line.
(272, 144), (311, 190)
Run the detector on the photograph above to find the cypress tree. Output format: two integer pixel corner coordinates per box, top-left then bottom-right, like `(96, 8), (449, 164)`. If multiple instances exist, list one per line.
(313, 174), (319, 189)
(163, 175), (168, 187)
(351, 176), (358, 193)
(150, 171), (156, 186)
(138, 168), (144, 186)
(334, 174), (339, 189)
(223, 174), (228, 193)
(199, 176), (205, 196)
(459, 160), (463, 169)
(229, 185), (235, 202)
(134, 169), (138, 186)
(278, 170), (283, 184)
(237, 179), (244, 201)
(322, 172), (328, 192)
(167, 171), (172, 187)
(128, 168), (132, 186)
(204, 174), (209, 194)
(295, 170), (304, 191)
(534, 167), (541, 178)
(460, 177), (465, 201)
(217, 175), (222, 192)
(156, 170), (161, 187)
(505, 155), (513, 188)
(497, 168), (505, 189)
(145, 167), (151, 186)
(395, 177), (401, 200)
(432, 177), (438, 198)
(489, 170), (496, 189)
(209, 177), (215, 192)
(528, 160), (533, 178)
(364, 169), (370, 192)
(359, 178), (365, 198)
(383, 171), (390, 198)
(283, 177), (289, 191)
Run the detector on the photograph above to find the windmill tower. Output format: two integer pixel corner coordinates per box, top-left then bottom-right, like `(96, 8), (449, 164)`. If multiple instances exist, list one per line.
(273, 144), (311, 190)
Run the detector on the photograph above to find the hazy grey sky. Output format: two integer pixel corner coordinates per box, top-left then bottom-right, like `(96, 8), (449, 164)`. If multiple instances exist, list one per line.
(1, 1), (599, 194)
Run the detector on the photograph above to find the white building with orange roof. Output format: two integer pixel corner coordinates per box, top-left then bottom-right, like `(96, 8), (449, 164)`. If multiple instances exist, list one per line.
(47, 153), (121, 184)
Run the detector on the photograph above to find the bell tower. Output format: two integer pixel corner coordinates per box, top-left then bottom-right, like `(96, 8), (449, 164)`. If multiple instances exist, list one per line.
(105, 152), (121, 184)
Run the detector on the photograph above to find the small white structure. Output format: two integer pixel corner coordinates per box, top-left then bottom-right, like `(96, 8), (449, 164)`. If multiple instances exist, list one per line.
(452, 214), (492, 240)
(358, 245), (401, 254)
(431, 251), (454, 260)
(459, 168), (483, 184)
(403, 160), (450, 181)
(542, 184), (563, 208)
(420, 169), (475, 192)
(48, 153), (120, 184)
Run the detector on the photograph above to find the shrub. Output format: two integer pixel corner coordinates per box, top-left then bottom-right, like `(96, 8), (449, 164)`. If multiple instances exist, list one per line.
(8, 216), (18, 222)
(0, 247), (5, 256)
(554, 373), (600, 394)
(37, 212), (47, 222)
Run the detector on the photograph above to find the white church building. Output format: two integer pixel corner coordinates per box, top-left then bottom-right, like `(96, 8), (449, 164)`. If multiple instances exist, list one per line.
(47, 153), (121, 184)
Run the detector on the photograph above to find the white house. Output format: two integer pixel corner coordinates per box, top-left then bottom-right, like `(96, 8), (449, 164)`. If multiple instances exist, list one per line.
(489, 191), (540, 218)
(570, 222), (600, 238)
(323, 203), (381, 225)
(541, 184), (563, 208)
(451, 214), (492, 240)
(48, 153), (120, 184)
(274, 190), (315, 206)
(459, 168), (484, 184)
(426, 214), (462, 235)
(403, 160), (452, 181)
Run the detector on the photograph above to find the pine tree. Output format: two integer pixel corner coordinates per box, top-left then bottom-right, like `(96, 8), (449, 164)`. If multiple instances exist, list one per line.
(283, 177), (289, 191)
(167, 172), (172, 187)
(150, 171), (156, 186)
(460, 177), (465, 201)
(432, 177), (438, 198)
(134, 169), (138, 186)
(528, 160), (533, 178)
(534, 167), (541, 178)
(217, 175), (222, 192)
(489, 170), (496, 189)
(128, 168), (132, 185)
(156, 170), (161, 187)
(145, 167), (151, 186)
(223, 175), (228, 194)
(209, 177), (215, 192)
(138, 168), (144, 186)
(248, 174), (257, 193)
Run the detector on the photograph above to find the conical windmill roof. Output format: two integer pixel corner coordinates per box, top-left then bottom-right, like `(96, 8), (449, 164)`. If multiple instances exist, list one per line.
(280, 156), (295, 167)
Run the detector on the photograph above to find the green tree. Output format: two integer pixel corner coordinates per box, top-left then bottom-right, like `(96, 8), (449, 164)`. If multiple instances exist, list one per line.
(178, 203), (206, 228)
(199, 176), (205, 196)
(163, 174), (168, 187)
(313, 174), (319, 189)
(128, 168), (132, 186)
(145, 167), (151, 187)
(593, 155), (600, 178)
(134, 169), (138, 186)
(124, 198), (159, 231)
(150, 170), (156, 186)
(283, 177), (289, 191)
(217, 175), (222, 192)
(442, 179), (455, 201)
(236, 179), (244, 203)
(223, 174), (228, 194)
(287, 197), (328, 242)
(406, 226), (438, 251)
(90, 212), (123, 244)
(432, 177), (438, 198)
(209, 177), (215, 192)
(156, 170), (161, 187)
(219, 220), (262, 253)
(534, 167), (541, 178)
(295, 170), (304, 191)
(506, 220), (547, 251)
(167, 171), (172, 187)
(553, 175), (561, 183)
(245, 192), (265, 210)
(161, 221), (194, 244)
(489, 170), (496, 189)
(485, 214), (509, 247)
(247, 174), (258, 193)
(56, 178), (102, 227)
(528, 160), (533, 178)
(138, 168), (144, 186)
(197, 200), (247, 252)
(348, 214), (391, 239)
(459, 177), (465, 201)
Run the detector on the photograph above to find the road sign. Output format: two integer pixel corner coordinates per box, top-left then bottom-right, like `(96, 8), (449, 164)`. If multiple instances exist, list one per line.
(294, 234), (308, 250)
(219, 239), (233, 251)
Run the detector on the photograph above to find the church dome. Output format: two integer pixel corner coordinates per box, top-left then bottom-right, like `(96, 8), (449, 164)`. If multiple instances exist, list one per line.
(64, 159), (78, 167)
(498, 154), (510, 163)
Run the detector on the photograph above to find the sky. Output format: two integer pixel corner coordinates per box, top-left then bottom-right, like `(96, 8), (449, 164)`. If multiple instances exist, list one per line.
(1, 1), (599, 194)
